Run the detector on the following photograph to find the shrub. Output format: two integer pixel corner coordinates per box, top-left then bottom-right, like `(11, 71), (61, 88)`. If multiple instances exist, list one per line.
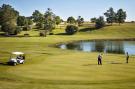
(1, 23), (16, 35)
(131, 21), (135, 23)
(65, 25), (78, 35)
(49, 32), (54, 35)
(39, 31), (46, 37)
(95, 16), (105, 29)
(14, 27), (22, 35)
(2, 27), (22, 36)
(23, 26), (32, 31)
(24, 33), (29, 37)
(23, 26), (28, 31)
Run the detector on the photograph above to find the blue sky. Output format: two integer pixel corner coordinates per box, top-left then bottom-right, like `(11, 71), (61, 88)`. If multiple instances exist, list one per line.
(0, 0), (135, 21)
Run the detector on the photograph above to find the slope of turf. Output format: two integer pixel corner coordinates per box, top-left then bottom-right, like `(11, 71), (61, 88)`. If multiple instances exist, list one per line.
(0, 23), (135, 89)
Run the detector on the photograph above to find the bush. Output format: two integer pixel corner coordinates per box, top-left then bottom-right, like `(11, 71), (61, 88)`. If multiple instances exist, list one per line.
(14, 27), (22, 35)
(1, 23), (16, 35)
(23, 26), (28, 31)
(39, 31), (46, 37)
(65, 25), (78, 35)
(49, 32), (54, 35)
(2, 26), (22, 35)
(23, 26), (32, 31)
(131, 21), (135, 23)
(95, 16), (105, 29)
(24, 33), (29, 37)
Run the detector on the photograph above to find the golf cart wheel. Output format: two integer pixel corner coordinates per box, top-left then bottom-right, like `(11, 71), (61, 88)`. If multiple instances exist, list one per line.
(22, 62), (24, 64)
(13, 63), (17, 66)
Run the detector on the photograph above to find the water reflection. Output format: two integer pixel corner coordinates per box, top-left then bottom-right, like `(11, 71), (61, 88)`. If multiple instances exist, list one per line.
(104, 41), (124, 54)
(59, 40), (135, 55)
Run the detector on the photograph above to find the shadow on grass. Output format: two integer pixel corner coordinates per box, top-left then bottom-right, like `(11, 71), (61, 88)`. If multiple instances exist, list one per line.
(110, 62), (123, 64)
(79, 27), (97, 32)
(107, 61), (123, 64)
(0, 33), (6, 37)
(41, 52), (53, 55)
(27, 78), (132, 85)
(0, 62), (9, 66)
(55, 33), (70, 36)
(82, 64), (98, 66)
(83, 62), (124, 66)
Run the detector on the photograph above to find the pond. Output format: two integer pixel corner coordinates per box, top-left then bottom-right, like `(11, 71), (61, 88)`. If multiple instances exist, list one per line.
(59, 40), (135, 55)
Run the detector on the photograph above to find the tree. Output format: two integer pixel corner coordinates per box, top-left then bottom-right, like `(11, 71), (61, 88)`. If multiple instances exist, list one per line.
(17, 16), (33, 31)
(55, 16), (61, 26)
(0, 4), (19, 35)
(104, 7), (116, 25)
(26, 17), (33, 25)
(77, 16), (84, 26)
(17, 16), (27, 26)
(67, 16), (76, 24)
(25, 17), (33, 30)
(91, 17), (97, 23)
(95, 16), (105, 29)
(80, 18), (84, 22)
(44, 8), (56, 36)
(65, 25), (78, 35)
(116, 9), (126, 25)
(61, 19), (64, 22)
(32, 10), (44, 28)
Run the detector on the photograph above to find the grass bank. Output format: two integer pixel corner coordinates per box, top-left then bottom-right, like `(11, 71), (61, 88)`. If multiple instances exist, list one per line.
(0, 23), (135, 89)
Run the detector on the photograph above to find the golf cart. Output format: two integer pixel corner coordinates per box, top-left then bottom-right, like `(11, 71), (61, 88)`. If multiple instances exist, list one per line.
(8, 52), (25, 66)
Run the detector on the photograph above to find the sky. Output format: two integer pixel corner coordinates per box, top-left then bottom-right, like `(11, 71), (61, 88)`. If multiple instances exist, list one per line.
(0, 0), (135, 21)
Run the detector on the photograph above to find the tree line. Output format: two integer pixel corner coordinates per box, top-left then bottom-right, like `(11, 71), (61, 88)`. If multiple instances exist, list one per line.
(0, 4), (127, 36)
(91, 7), (127, 28)
(0, 4), (62, 36)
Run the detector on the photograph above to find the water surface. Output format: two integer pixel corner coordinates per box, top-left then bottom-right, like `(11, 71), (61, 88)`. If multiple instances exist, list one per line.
(59, 40), (135, 55)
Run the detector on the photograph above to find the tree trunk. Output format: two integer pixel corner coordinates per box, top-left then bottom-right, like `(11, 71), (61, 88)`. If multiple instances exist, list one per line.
(44, 30), (47, 37)
(111, 22), (113, 26)
(5, 32), (9, 36)
(119, 22), (121, 26)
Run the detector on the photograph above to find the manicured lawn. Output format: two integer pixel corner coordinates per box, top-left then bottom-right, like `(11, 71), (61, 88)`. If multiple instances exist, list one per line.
(0, 23), (135, 89)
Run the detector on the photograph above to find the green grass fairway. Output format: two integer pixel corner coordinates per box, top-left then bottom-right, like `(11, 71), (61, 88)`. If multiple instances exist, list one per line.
(0, 23), (135, 89)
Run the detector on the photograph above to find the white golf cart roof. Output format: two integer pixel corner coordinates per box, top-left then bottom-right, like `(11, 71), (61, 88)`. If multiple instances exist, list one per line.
(12, 52), (24, 55)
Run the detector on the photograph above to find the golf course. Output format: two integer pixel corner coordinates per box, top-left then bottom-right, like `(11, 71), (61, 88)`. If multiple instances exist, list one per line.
(0, 0), (135, 89)
(0, 23), (135, 89)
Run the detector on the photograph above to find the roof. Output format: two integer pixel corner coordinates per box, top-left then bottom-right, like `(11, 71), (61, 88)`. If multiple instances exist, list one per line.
(12, 52), (24, 55)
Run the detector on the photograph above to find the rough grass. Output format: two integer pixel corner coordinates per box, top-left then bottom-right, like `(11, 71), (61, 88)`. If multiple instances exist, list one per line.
(0, 23), (135, 89)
